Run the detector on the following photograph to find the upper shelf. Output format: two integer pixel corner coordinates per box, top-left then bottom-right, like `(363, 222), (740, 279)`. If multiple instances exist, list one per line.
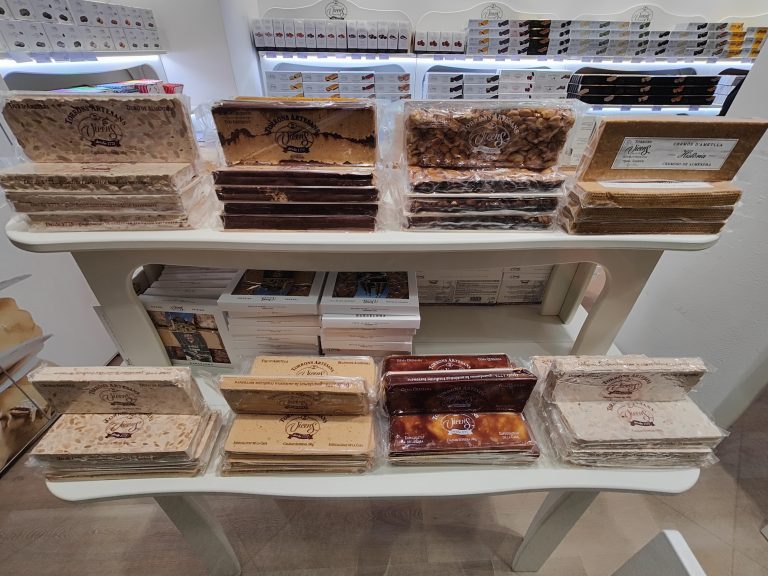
(6, 216), (719, 255)
(259, 50), (755, 66)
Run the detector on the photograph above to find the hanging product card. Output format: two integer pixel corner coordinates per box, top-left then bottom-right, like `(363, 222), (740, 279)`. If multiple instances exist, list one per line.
(141, 8), (156, 29)
(129, 6), (144, 28)
(103, 2), (120, 27)
(88, 0), (108, 27)
(117, 4), (132, 27)
(611, 138), (739, 171)
(124, 27), (143, 50)
(20, 21), (50, 51)
(0, 0), (10, 19)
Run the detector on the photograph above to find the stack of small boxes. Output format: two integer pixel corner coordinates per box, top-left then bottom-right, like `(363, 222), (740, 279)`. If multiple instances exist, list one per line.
(319, 272), (420, 357)
(217, 270), (326, 360)
(264, 70), (411, 99)
(252, 18), (410, 53)
(561, 117), (768, 235)
(548, 20), (651, 57)
(425, 70), (570, 100)
(140, 266), (239, 369)
(646, 22), (761, 59)
(219, 355), (377, 474)
(567, 73), (729, 107)
(0, 94), (216, 232)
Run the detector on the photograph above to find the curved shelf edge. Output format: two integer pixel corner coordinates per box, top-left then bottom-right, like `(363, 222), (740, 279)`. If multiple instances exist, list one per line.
(46, 464), (700, 502)
(5, 217), (720, 255)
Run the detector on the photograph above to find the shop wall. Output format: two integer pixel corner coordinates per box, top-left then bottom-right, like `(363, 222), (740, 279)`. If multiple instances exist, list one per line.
(122, 0), (239, 106)
(616, 49), (768, 426)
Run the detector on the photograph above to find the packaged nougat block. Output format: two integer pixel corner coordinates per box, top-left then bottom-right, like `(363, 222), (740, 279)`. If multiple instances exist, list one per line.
(211, 99), (376, 166)
(575, 117), (768, 182)
(2, 95), (199, 163)
(0, 162), (196, 194)
(32, 412), (208, 462)
(405, 101), (575, 170)
(28, 366), (205, 414)
(570, 181), (742, 208)
(219, 355), (376, 414)
(532, 355), (707, 402)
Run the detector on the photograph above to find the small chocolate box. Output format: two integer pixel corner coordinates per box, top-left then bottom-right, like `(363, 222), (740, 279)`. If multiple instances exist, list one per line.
(211, 99), (376, 166)
(383, 368), (537, 414)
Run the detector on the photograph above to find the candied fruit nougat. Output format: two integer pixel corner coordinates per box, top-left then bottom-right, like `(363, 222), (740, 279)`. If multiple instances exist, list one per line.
(383, 368), (537, 414)
(8, 174), (210, 214)
(224, 413), (375, 457)
(0, 298), (43, 352)
(408, 166), (565, 193)
(542, 356), (706, 402)
(219, 374), (369, 415)
(28, 366), (204, 414)
(389, 412), (537, 454)
(382, 354), (512, 373)
(575, 117), (768, 182)
(211, 100), (377, 166)
(405, 105), (575, 170)
(2, 96), (199, 164)
(571, 181), (742, 209)
(0, 163), (196, 194)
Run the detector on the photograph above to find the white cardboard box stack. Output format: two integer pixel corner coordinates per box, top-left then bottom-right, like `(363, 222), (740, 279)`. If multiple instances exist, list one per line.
(218, 270), (325, 361)
(319, 272), (420, 356)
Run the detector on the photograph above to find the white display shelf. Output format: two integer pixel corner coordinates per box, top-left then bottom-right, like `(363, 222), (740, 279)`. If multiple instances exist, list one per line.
(0, 50), (167, 61)
(5, 218), (718, 255)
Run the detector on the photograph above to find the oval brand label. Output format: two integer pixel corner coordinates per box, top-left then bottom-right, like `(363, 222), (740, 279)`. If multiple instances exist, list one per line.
(104, 414), (146, 439)
(77, 112), (124, 147)
(99, 389), (138, 407)
(441, 414), (476, 436)
(266, 115), (319, 154)
(481, 3), (504, 19)
(325, 0), (347, 19)
(284, 415), (322, 440)
(615, 402), (656, 427)
(469, 127), (510, 155)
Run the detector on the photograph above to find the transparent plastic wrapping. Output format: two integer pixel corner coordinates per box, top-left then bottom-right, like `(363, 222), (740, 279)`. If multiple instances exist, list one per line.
(0, 162), (197, 194)
(219, 412), (375, 475)
(7, 173), (211, 214)
(406, 211), (554, 231)
(404, 100), (577, 170)
(570, 180), (743, 209)
(559, 212), (727, 235)
(218, 374), (375, 415)
(561, 200), (734, 223)
(1, 93), (199, 164)
(529, 355), (707, 403)
(575, 116), (768, 183)
(36, 410), (224, 480)
(524, 355), (726, 469)
(383, 368), (537, 415)
(211, 98), (377, 167)
(387, 412), (540, 466)
(23, 192), (219, 232)
(407, 166), (565, 194)
(27, 365), (205, 415)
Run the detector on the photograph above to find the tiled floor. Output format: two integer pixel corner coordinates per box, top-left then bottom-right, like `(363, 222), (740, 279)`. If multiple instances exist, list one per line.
(1, 383), (767, 576)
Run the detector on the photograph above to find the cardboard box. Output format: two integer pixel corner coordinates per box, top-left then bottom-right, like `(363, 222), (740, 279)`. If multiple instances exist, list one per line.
(320, 272), (419, 316)
(44, 22), (83, 51)
(315, 20), (327, 50)
(325, 19), (336, 50)
(265, 70), (302, 82)
(7, 0), (34, 20)
(295, 19), (306, 49)
(417, 269), (503, 304)
(283, 19), (295, 49)
(425, 72), (463, 85)
(414, 30), (427, 51)
(398, 21), (410, 51)
(427, 30), (439, 52)
(273, 18), (285, 49)
(304, 19), (316, 50)
(218, 270), (325, 316)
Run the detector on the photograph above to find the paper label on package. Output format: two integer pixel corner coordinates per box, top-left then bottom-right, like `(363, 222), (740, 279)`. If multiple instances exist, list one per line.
(611, 137), (738, 170)
(599, 181), (714, 189)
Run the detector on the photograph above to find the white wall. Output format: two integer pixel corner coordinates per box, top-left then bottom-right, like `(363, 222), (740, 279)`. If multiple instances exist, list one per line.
(616, 47), (768, 426)
(123, 0), (239, 106)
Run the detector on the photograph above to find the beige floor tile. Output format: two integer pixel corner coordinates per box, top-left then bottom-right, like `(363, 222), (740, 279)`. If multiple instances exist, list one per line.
(733, 551), (768, 576)
(733, 482), (768, 571)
